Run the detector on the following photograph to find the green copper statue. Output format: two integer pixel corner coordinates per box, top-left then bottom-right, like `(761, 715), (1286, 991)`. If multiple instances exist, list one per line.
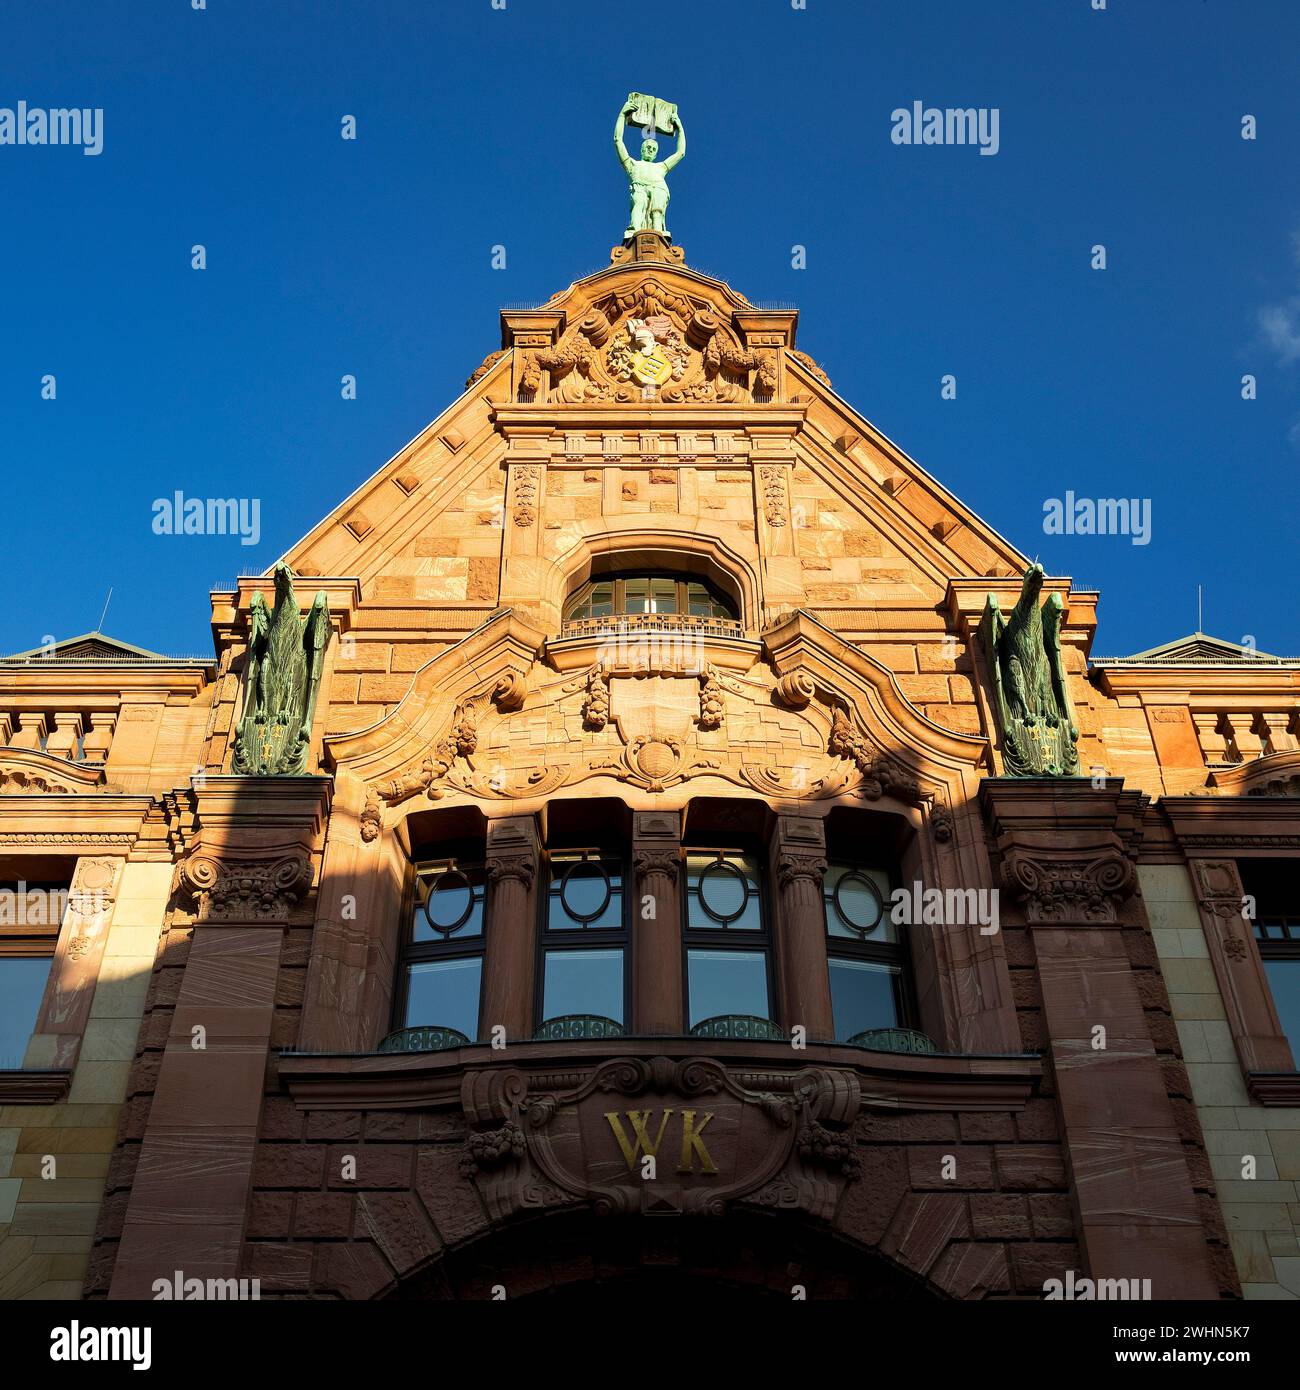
(232, 563), (331, 776)
(615, 93), (685, 240)
(982, 563), (1080, 777)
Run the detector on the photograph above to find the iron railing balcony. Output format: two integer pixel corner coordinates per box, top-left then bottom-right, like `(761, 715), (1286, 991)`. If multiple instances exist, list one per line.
(558, 613), (743, 640)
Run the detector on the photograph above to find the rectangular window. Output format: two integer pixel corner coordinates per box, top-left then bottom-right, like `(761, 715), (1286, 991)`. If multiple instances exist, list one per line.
(0, 954), (54, 1069)
(539, 852), (627, 1033)
(1242, 859), (1300, 1055)
(824, 863), (910, 1042)
(683, 851), (771, 1030)
(0, 878), (66, 1070)
(396, 860), (486, 1044)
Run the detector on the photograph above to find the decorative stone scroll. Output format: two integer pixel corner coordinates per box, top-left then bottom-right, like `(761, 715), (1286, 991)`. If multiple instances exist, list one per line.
(460, 1056), (860, 1222)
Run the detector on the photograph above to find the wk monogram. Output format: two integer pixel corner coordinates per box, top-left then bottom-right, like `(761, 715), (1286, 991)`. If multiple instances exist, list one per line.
(604, 1108), (718, 1174)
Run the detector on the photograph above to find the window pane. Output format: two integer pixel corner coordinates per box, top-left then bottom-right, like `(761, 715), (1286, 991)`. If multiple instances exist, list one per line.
(1263, 959), (1300, 1054)
(829, 958), (901, 1041)
(686, 853), (762, 930)
(548, 856), (623, 930)
(623, 578), (651, 614)
(648, 578), (677, 613)
(0, 957), (52, 1068)
(542, 948), (624, 1024)
(687, 948), (769, 1027)
(686, 583), (728, 618)
(825, 865), (895, 942)
(413, 864), (484, 942)
(403, 958), (481, 1039)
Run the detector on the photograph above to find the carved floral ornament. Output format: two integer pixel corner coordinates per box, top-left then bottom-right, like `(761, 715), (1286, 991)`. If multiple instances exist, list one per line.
(517, 282), (778, 406)
(367, 657), (945, 815)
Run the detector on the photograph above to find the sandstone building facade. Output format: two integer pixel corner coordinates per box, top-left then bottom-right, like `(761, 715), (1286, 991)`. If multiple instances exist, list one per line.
(1, 231), (1298, 1300)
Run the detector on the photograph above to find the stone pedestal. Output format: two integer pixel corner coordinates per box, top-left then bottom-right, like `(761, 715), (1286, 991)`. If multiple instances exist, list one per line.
(982, 779), (1220, 1299)
(108, 776), (329, 1300)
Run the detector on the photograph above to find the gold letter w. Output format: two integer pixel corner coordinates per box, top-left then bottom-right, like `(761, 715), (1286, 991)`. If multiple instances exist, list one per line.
(605, 1110), (674, 1170)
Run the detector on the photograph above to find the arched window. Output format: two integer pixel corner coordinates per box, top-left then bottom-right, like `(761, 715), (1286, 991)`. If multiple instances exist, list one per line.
(563, 572), (737, 627)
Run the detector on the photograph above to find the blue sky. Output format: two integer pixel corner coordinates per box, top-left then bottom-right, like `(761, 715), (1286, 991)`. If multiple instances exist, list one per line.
(1, 0), (1298, 659)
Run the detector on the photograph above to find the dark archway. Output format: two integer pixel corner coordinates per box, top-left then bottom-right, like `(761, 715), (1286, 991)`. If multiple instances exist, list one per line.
(385, 1207), (943, 1301)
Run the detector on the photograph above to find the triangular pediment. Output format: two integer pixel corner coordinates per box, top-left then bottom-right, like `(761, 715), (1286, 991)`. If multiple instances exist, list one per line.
(1110, 631), (1284, 664)
(0, 631), (170, 663)
(275, 248), (1034, 616)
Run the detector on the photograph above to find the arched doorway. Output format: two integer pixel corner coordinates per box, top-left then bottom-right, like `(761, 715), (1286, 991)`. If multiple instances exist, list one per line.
(385, 1207), (942, 1301)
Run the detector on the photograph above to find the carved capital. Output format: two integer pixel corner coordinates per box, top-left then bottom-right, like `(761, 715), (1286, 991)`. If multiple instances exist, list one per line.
(633, 848), (680, 878)
(173, 851), (313, 923)
(777, 851), (828, 890)
(487, 854), (536, 890)
(999, 848), (1135, 924)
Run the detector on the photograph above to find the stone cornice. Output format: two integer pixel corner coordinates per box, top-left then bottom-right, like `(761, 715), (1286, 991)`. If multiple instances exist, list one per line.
(0, 1070), (72, 1104)
(762, 609), (991, 772)
(278, 1037), (1041, 1113)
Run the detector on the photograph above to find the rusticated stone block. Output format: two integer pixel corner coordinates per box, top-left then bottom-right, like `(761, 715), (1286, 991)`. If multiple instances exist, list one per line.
(959, 1113), (1016, 1143)
(246, 1191), (293, 1238)
(295, 1191), (354, 1238)
(907, 1145), (993, 1190)
(1028, 1193), (1074, 1239)
(853, 1112), (902, 1143)
(313, 1239), (392, 1300)
(1009, 1241), (1078, 1293)
(1015, 1100), (1060, 1143)
(245, 1242), (312, 1291)
(969, 1194), (1031, 1239)
(356, 1192), (442, 1277)
(879, 1192), (971, 1279)
(415, 1145), (490, 1247)
(253, 1144), (326, 1190)
(305, 1111), (362, 1142)
(417, 1113), (466, 1143)
(930, 1241), (1011, 1298)
(897, 1112), (958, 1142)
(365, 1112), (420, 1141)
(327, 1144), (413, 1189)
(996, 1146), (1067, 1191)
(834, 1145), (909, 1245)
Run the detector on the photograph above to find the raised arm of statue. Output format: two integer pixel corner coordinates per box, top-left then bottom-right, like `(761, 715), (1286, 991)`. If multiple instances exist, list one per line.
(613, 104), (634, 174)
(662, 114), (686, 171)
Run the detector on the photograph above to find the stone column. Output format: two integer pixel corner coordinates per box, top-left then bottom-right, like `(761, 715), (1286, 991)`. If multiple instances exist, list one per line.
(481, 815), (540, 1043)
(109, 776), (329, 1299)
(982, 779), (1220, 1299)
(631, 810), (683, 1035)
(768, 815), (833, 1040)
